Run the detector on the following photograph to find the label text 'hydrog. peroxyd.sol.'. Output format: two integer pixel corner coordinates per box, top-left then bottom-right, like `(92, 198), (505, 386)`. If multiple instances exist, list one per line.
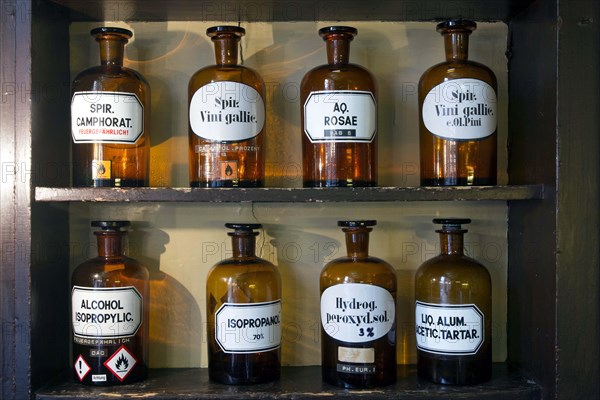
(321, 283), (395, 343)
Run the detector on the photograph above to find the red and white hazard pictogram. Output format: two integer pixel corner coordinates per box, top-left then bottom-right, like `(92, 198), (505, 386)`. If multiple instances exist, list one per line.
(74, 354), (91, 381)
(104, 345), (137, 381)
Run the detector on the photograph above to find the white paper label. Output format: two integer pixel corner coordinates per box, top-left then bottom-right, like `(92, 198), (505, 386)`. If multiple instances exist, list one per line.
(338, 346), (375, 363)
(72, 286), (143, 339)
(422, 78), (497, 140)
(189, 81), (265, 142)
(321, 283), (395, 343)
(304, 90), (376, 143)
(71, 91), (144, 144)
(215, 300), (282, 353)
(415, 301), (484, 355)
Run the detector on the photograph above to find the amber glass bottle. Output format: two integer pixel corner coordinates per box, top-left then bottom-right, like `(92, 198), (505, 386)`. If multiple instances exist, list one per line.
(71, 221), (149, 385)
(320, 221), (396, 388)
(206, 223), (281, 384)
(419, 20), (497, 186)
(415, 218), (491, 384)
(71, 27), (151, 187)
(301, 26), (377, 187)
(189, 26), (266, 187)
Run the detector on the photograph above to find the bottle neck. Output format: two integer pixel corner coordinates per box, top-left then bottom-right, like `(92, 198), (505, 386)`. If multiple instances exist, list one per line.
(438, 231), (465, 255)
(98, 36), (127, 67)
(344, 228), (370, 258)
(213, 35), (240, 66)
(443, 30), (470, 62)
(325, 35), (351, 65)
(96, 231), (125, 258)
(231, 233), (257, 258)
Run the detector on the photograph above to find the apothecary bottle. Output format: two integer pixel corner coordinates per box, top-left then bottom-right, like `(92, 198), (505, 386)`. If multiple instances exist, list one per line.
(415, 218), (491, 384)
(419, 20), (497, 186)
(206, 223), (282, 384)
(301, 26), (378, 187)
(320, 221), (396, 388)
(71, 27), (151, 187)
(189, 26), (266, 187)
(71, 221), (149, 385)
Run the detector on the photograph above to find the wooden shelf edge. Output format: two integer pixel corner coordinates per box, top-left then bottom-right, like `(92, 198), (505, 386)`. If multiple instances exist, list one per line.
(46, 0), (536, 23)
(34, 185), (544, 203)
(35, 364), (541, 400)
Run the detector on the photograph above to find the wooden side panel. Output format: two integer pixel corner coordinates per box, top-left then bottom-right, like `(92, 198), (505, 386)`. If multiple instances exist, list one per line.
(507, 0), (558, 398)
(555, 0), (600, 398)
(0, 0), (19, 397)
(30, 0), (71, 391)
(0, 0), (33, 399)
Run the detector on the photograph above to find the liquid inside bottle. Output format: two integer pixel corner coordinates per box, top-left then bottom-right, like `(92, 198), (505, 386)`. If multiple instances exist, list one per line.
(301, 26), (378, 187)
(188, 26), (266, 187)
(419, 20), (497, 186)
(414, 218), (492, 384)
(206, 223), (281, 384)
(320, 221), (396, 388)
(71, 221), (149, 385)
(71, 27), (151, 187)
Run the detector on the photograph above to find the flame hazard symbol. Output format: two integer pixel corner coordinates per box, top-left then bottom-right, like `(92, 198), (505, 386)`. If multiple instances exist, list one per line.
(104, 345), (137, 381)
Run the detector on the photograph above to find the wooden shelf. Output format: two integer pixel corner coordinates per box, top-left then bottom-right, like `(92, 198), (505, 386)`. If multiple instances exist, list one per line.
(34, 185), (544, 203)
(35, 364), (541, 400)
(47, 0), (536, 22)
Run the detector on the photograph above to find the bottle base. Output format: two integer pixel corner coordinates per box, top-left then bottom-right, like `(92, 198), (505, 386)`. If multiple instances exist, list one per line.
(73, 178), (147, 187)
(73, 368), (148, 386)
(208, 351), (280, 385)
(417, 353), (491, 385)
(420, 177), (496, 186)
(191, 180), (264, 188)
(303, 179), (376, 188)
(209, 368), (280, 385)
(321, 366), (396, 389)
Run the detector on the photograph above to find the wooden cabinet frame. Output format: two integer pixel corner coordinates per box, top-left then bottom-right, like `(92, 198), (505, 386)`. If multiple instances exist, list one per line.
(1, 0), (598, 398)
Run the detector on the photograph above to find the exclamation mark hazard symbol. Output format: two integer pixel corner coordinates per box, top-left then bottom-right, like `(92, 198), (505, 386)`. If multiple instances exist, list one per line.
(74, 355), (91, 381)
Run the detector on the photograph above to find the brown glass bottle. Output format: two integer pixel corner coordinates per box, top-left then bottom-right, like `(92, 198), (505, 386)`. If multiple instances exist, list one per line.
(415, 218), (491, 384)
(206, 223), (281, 384)
(71, 221), (149, 385)
(188, 26), (266, 187)
(419, 20), (497, 186)
(71, 27), (151, 187)
(320, 221), (396, 388)
(301, 26), (377, 187)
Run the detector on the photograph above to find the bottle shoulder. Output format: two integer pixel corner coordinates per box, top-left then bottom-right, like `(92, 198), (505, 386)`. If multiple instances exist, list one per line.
(304, 62), (374, 75)
(321, 257), (396, 290)
(207, 258), (279, 277)
(323, 255), (395, 269)
(301, 63), (377, 92)
(419, 60), (497, 91)
(416, 254), (490, 279)
(72, 256), (149, 285)
(206, 258), (281, 304)
(73, 66), (150, 88)
(189, 65), (265, 91)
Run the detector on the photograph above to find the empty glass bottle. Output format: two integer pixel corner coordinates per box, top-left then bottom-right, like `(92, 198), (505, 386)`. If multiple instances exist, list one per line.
(415, 218), (491, 384)
(71, 27), (151, 187)
(320, 221), (396, 388)
(71, 221), (149, 385)
(189, 26), (266, 187)
(301, 26), (378, 187)
(206, 223), (281, 384)
(419, 20), (497, 186)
